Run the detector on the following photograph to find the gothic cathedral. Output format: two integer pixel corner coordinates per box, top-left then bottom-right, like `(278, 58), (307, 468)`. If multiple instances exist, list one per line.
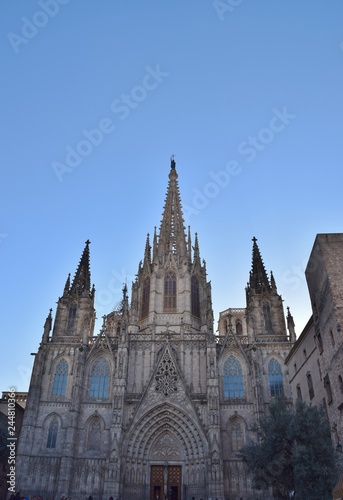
(16, 160), (295, 500)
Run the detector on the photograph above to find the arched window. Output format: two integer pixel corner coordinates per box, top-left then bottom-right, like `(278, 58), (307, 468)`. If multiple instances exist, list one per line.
(52, 359), (68, 396)
(296, 385), (302, 401)
(47, 418), (58, 448)
(307, 373), (314, 399)
(164, 271), (176, 312)
(263, 302), (273, 334)
(223, 356), (244, 398)
(229, 418), (244, 452)
(235, 320), (242, 335)
(191, 275), (200, 318)
(67, 304), (77, 333)
(89, 357), (109, 399)
(141, 276), (150, 318)
(268, 358), (283, 397)
(88, 418), (101, 451)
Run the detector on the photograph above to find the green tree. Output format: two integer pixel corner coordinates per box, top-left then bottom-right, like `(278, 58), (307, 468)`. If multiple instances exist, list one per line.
(241, 398), (338, 500)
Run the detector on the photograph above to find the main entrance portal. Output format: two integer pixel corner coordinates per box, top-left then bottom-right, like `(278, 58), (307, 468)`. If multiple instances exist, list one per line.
(150, 465), (181, 500)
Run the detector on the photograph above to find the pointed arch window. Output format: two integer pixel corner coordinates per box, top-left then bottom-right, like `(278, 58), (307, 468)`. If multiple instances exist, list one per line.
(235, 320), (242, 335)
(268, 358), (283, 397)
(89, 357), (109, 399)
(88, 418), (101, 451)
(229, 418), (244, 452)
(47, 418), (58, 448)
(263, 302), (273, 334)
(141, 276), (150, 318)
(67, 304), (77, 333)
(296, 385), (302, 401)
(191, 275), (200, 318)
(223, 356), (244, 398)
(52, 359), (68, 397)
(164, 271), (176, 312)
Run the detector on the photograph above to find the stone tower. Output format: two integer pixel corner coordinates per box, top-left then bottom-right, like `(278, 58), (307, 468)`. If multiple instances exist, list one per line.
(16, 159), (294, 500)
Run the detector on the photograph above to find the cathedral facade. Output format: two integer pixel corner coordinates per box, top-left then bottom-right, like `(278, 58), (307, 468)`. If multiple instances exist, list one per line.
(16, 160), (295, 500)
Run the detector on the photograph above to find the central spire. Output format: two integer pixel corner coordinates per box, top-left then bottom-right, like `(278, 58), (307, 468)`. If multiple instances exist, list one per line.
(69, 239), (91, 296)
(249, 237), (271, 293)
(157, 158), (187, 260)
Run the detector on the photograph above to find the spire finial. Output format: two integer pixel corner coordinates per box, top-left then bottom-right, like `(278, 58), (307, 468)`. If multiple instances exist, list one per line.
(170, 154), (176, 170)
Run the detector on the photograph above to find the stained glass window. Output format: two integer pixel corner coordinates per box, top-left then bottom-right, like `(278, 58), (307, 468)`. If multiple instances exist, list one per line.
(224, 356), (244, 398)
(164, 271), (176, 312)
(52, 359), (68, 396)
(47, 418), (58, 448)
(89, 357), (109, 399)
(268, 358), (283, 397)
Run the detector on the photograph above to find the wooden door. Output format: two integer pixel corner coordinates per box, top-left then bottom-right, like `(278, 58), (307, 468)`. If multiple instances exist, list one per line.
(150, 465), (164, 500)
(167, 465), (181, 500)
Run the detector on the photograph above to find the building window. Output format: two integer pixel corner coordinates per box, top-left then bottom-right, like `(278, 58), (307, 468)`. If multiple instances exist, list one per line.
(317, 359), (322, 381)
(317, 332), (324, 354)
(191, 275), (200, 317)
(329, 329), (335, 347)
(141, 276), (150, 318)
(164, 271), (176, 312)
(47, 418), (58, 449)
(268, 358), (283, 397)
(307, 373), (314, 400)
(324, 374), (333, 404)
(52, 359), (68, 397)
(235, 320), (242, 335)
(223, 356), (244, 399)
(229, 418), (244, 453)
(67, 304), (77, 333)
(89, 357), (110, 399)
(88, 419), (101, 451)
(296, 385), (302, 402)
(263, 302), (273, 335)
(339, 375), (343, 394)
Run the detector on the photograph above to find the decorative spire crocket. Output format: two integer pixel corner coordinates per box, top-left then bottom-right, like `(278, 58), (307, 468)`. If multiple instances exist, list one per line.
(157, 158), (187, 260)
(249, 237), (271, 293)
(70, 239), (91, 296)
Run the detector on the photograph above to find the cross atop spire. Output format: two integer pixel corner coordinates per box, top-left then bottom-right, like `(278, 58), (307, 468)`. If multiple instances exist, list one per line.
(157, 158), (187, 259)
(70, 240), (91, 296)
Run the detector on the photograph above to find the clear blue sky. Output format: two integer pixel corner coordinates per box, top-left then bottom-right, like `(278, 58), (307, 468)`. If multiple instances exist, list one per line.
(1, 1), (343, 391)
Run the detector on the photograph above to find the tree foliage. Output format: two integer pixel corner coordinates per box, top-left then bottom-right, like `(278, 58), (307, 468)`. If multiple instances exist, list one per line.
(241, 398), (338, 500)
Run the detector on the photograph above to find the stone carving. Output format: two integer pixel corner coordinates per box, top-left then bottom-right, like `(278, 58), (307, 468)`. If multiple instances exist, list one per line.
(151, 433), (181, 459)
(155, 349), (178, 396)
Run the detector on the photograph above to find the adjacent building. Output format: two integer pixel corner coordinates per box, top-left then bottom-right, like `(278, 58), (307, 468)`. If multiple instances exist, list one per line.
(286, 234), (343, 454)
